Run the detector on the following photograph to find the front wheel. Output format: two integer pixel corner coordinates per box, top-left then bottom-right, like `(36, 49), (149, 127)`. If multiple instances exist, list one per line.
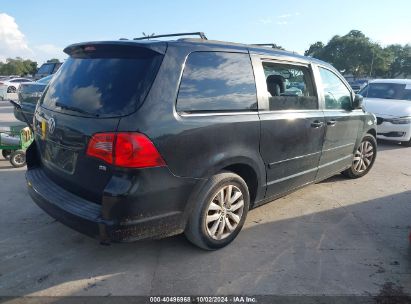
(401, 139), (411, 147)
(185, 172), (250, 250)
(342, 134), (377, 179)
(10, 150), (26, 168)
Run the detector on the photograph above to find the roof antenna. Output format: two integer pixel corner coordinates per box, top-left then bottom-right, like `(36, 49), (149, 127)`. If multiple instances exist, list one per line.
(142, 32), (156, 40)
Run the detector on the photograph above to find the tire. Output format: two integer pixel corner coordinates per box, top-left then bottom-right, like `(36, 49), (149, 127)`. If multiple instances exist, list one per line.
(2, 149), (12, 159)
(342, 134), (377, 179)
(185, 171), (250, 250)
(401, 139), (411, 147)
(9, 150), (26, 168)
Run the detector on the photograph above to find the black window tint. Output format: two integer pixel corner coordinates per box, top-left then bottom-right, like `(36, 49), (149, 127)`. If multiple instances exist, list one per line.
(319, 67), (352, 110)
(41, 47), (163, 116)
(176, 52), (257, 112)
(52, 63), (62, 73)
(262, 62), (317, 111)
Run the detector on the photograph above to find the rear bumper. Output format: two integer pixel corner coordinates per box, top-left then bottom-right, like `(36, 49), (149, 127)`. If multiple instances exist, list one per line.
(26, 167), (197, 242)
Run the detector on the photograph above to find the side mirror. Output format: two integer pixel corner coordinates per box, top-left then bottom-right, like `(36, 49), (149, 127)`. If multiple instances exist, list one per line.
(352, 94), (363, 109)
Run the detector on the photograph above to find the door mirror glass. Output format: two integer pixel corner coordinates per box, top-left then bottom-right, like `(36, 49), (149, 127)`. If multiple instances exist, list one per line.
(353, 94), (363, 109)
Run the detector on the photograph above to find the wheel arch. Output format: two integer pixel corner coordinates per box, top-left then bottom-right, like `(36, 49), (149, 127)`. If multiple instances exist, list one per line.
(366, 127), (377, 138)
(222, 163), (259, 207)
(182, 156), (265, 225)
(208, 156), (265, 206)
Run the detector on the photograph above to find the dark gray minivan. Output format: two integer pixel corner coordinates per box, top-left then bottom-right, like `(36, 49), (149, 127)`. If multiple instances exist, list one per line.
(26, 33), (377, 250)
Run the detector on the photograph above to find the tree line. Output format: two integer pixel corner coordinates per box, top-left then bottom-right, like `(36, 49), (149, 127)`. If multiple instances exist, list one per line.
(0, 58), (61, 77)
(1, 31), (410, 79)
(0, 58), (37, 76)
(304, 30), (411, 79)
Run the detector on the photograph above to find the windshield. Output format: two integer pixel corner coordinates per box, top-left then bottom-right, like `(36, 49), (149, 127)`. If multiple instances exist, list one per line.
(40, 47), (163, 117)
(359, 83), (411, 101)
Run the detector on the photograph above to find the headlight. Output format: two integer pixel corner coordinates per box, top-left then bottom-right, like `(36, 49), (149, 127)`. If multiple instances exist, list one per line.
(390, 117), (411, 124)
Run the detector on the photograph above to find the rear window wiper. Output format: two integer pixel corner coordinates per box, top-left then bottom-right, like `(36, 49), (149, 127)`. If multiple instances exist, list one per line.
(55, 102), (99, 117)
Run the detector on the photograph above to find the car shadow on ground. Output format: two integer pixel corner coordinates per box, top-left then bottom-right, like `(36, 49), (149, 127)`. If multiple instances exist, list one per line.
(0, 166), (410, 297)
(0, 158), (13, 169)
(318, 174), (346, 184)
(377, 139), (409, 151)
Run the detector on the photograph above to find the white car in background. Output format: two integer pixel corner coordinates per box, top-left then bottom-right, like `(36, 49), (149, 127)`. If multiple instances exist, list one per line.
(0, 77), (32, 101)
(360, 79), (411, 146)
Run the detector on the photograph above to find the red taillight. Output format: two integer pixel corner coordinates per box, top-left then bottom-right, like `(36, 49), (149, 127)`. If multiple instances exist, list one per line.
(86, 132), (165, 168)
(86, 133), (115, 164)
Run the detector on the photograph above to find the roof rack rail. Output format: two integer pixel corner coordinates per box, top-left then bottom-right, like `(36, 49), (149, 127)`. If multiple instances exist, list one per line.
(133, 32), (207, 41)
(252, 44), (280, 48)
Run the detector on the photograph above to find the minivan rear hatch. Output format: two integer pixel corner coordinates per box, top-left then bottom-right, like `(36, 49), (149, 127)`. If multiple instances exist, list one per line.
(34, 41), (166, 203)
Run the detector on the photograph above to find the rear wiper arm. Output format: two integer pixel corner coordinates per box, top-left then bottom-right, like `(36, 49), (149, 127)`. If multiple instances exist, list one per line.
(55, 102), (98, 117)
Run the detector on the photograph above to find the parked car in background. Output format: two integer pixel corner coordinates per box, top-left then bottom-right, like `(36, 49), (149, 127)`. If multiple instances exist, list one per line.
(0, 77), (32, 101)
(26, 35), (377, 250)
(34, 62), (62, 80)
(349, 79), (368, 93)
(360, 79), (411, 146)
(14, 75), (53, 124)
(0, 75), (20, 81)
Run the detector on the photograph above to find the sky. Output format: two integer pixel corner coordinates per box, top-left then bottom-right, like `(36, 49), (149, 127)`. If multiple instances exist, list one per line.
(1, 0), (411, 64)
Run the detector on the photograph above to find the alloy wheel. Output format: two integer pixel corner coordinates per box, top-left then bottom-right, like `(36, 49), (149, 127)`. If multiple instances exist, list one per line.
(205, 185), (244, 240)
(353, 140), (374, 173)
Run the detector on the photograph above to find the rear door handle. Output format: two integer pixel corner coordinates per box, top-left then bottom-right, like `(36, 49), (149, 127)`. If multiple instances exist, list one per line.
(327, 119), (337, 126)
(311, 120), (324, 128)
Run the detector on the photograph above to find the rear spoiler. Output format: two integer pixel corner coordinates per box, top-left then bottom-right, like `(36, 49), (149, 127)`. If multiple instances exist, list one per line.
(63, 41), (167, 57)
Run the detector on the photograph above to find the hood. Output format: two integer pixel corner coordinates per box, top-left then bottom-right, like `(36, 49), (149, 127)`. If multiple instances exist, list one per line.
(363, 98), (411, 118)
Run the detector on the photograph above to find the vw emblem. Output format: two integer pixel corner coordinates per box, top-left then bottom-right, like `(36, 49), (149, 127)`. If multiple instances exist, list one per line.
(48, 117), (56, 134)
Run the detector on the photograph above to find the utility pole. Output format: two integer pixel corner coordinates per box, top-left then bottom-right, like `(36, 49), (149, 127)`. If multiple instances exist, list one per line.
(369, 48), (375, 78)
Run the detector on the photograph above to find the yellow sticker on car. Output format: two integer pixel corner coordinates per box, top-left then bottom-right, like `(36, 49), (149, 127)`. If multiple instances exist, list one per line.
(41, 120), (46, 139)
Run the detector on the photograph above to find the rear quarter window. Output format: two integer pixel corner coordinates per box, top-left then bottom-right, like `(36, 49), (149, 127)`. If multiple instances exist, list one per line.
(176, 52), (257, 113)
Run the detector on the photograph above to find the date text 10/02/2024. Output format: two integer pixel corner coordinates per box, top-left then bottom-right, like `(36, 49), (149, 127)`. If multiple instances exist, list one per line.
(149, 296), (257, 303)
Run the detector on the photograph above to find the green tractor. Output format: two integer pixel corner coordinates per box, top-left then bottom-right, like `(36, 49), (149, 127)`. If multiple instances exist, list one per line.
(0, 125), (34, 167)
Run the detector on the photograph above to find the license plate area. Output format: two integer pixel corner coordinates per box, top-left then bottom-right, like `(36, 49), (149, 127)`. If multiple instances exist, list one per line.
(43, 141), (78, 174)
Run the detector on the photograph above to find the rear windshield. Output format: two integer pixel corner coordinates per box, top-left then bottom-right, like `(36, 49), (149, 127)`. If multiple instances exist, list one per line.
(40, 46), (163, 117)
(359, 83), (411, 101)
(37, 64), (54, 74)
